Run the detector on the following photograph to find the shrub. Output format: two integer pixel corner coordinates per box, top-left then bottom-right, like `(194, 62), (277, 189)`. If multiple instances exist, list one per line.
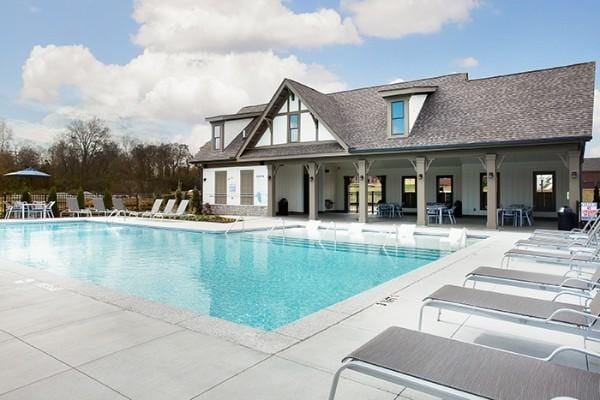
(48, 186), (59, 216)
(20, 187), (31, 203)
(103, 190), (113, 209)
(201, 202), (213, 215)
(191, 187), (201, 213)
(76, 188), (85, 209)
(175, 181), (183, 205)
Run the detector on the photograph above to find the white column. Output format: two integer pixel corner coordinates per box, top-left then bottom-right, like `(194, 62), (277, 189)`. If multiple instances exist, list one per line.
(357, 160), (368, 223)
(307, 162), (319, 220)
(266, 164), (277, 217)
(485, 154), (497, 229)
(416, 157), (427, 225)
(568, 150), (581, 211)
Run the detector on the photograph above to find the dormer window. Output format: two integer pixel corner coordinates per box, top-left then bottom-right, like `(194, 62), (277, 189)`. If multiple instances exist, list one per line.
(391, 100), (405, 135)
(213, 123), (224, 150)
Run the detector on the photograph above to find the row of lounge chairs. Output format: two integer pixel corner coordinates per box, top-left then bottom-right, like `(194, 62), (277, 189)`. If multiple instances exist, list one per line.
(329, 217), (600, 399)
(60, 197), (195, 220)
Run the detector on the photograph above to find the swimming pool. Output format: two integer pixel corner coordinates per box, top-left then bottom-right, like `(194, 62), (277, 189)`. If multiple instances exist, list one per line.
(0, 221), (452, 330)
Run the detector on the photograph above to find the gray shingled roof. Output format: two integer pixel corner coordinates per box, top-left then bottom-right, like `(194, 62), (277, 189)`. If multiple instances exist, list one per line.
(193, 62), (595, 164)
(239, 142), (345, 160)
(583, 158), (600, 172)
(237, 104), (267, 114)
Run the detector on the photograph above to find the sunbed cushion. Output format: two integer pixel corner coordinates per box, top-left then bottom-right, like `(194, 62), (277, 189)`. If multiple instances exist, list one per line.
(425, 285), (589, 326)
(345, 327), (600, 400)
(470, 266), (590, 290)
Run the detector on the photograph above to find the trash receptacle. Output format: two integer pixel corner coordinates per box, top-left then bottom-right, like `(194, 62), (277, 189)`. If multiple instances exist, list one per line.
(557, 206), (577, 231)
(278, 198), (288, 216)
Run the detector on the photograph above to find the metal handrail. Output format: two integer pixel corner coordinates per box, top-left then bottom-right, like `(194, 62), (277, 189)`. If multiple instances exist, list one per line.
(225, 216), (243, 234)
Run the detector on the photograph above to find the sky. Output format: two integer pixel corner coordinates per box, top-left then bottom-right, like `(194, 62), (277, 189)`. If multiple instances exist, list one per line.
(0, 0), (599, 154)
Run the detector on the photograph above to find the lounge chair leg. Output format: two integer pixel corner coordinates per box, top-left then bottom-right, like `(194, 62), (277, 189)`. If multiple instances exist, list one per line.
(328, 362), (350, 400)
(437, 308), (442, 322)
(418, 301), (430, 331)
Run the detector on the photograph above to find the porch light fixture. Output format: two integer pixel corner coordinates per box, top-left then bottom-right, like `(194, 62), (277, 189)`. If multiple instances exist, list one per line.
(571, 171), (578, 179)
(488, 172), (494, 179)
(268, 175), (272, 181)
(310, 176), (314, 182)
(359, 175), (364, 181)
(418, 174), (423, 180)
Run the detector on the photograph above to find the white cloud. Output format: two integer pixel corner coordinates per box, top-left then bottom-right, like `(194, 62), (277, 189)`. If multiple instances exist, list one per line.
(342, 0), (479, 38)
(132, 0), (360, 53)
(451, 56), (479, 68)
(586, 89), (600, 157)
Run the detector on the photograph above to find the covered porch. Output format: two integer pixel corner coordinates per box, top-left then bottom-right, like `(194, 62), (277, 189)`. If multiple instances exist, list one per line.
(265, 144), (582, 229)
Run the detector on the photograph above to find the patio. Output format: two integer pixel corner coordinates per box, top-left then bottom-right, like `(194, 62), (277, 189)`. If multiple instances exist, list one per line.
(0, 218), (596, 399)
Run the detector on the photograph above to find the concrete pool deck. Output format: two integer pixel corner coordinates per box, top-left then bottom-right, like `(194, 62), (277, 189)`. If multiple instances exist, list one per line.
(1, 217), (598, 399)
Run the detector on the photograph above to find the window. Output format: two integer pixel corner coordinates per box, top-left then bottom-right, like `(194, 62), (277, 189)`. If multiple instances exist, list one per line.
(213, 123), (223, 150)
(533, 172), (556, 212)
(436, 176), (453, 205)
(391, 100), (405, 135)
(289, 114), (299, 142)
(480, 173), (501, 210)
(402, 176), (417, 208)
(214, 171), (227, 204)
(240, 170), (254, 205)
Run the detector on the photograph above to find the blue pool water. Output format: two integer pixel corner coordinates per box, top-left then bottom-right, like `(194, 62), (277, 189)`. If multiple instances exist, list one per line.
(0, 222), (449, 330)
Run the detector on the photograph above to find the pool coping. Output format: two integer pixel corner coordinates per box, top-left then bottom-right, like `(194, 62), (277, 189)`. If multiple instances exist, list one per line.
(0, 217), (496, 354)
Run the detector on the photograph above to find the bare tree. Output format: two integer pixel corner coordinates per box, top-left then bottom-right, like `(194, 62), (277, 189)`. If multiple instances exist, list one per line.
(0, 119), (14, 153)
(65, 118), (111, 185)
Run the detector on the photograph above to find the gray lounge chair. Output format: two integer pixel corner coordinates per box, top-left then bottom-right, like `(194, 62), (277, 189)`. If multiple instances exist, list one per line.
(464, 266), (600, 293)
(516, 220), (600, 250)
(110, 197), (133, 216)
(153, 199), (176, 218)
(329, 326), (600, 400)
(140, 199), (164, 218)
(161, 199), (189, 219)
(502, 246), (600, 269)
(60, 198), (92, 217)
(91, 198), (109, 216)
(419, 285), (600, 338)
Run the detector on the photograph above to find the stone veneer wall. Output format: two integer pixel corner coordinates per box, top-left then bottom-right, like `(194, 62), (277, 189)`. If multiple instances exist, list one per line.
(211, 204), (268, 217)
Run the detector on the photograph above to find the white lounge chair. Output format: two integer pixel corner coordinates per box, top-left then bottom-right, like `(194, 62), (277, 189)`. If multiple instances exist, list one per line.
(153, 199), (176, 218)
(419, 284), (600, 338)
(329, 326), (600, 400)
(60, 198), (92, 217)
(159, 200), (189, 219)
(502, 245), (600, 270)
(140, 199), (164, 218)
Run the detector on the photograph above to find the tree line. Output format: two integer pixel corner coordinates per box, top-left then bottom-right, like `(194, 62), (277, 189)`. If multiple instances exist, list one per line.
(0, 118), (201, 196)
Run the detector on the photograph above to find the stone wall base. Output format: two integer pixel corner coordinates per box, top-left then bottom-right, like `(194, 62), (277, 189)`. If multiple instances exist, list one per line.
(211, 204), (268, 217)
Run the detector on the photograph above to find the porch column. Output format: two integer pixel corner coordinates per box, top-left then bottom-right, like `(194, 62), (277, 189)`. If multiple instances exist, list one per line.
(416, 157), (427, 225)
(485, 154), (498, 229)
(307, 162), (319, 220)
(568, 150), (581, 211)
(357, 160), (368, 223)
(266, 164), (277, 217)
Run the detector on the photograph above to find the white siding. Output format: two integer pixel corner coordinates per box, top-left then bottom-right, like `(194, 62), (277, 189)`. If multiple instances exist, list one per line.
(300, 113), (316, 142)
(256, 128), (271, 147)
(289, 93), (299, 112)
(223, 118), (253, 148)
(275, 165), (304, 212)
(408, 94), (427, 132)
(318, 123), (335, 141)
(272, 115), (287, 144)
(203, 166), (268, 206)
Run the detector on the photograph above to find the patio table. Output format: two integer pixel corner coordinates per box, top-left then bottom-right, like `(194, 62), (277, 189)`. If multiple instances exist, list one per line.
(427, 205), (446, 224)
(498, 206), (531, 227)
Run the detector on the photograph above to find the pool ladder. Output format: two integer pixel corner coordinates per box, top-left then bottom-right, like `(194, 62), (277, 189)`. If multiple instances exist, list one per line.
(381, 225), (400, 253)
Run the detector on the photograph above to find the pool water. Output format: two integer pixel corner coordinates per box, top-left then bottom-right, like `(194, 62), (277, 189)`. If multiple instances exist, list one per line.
(0, 222), (450, 330)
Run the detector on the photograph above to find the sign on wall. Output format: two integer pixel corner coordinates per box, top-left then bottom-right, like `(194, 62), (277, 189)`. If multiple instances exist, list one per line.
(580, 202), (598, 221)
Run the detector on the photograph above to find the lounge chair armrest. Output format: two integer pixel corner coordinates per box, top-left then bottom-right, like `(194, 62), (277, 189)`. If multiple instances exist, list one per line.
(563, 269), (592, 277)
(552, 291), (595, 302)
(547, 308), (599, 326)
(545, 346), (600, 362)
(560, 277), (598, 289)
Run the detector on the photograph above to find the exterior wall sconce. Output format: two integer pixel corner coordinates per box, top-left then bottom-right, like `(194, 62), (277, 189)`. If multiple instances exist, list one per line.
(310, 176), (314, 182)
(203, 178), (207, 182)
(359, 175), (365, 181)
(418, 174), (423, 180)
(268, 175), (272, 181)
(571, 171), (578, 179)
(488, 172), (494, 179)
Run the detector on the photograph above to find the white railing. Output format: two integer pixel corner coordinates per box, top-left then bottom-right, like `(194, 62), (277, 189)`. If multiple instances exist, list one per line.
(381, 224), (399, 253)
(225, 216), (245, 234)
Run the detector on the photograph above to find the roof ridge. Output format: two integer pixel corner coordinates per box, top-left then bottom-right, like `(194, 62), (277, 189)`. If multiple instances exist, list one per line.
(468, 61), (596, 82)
